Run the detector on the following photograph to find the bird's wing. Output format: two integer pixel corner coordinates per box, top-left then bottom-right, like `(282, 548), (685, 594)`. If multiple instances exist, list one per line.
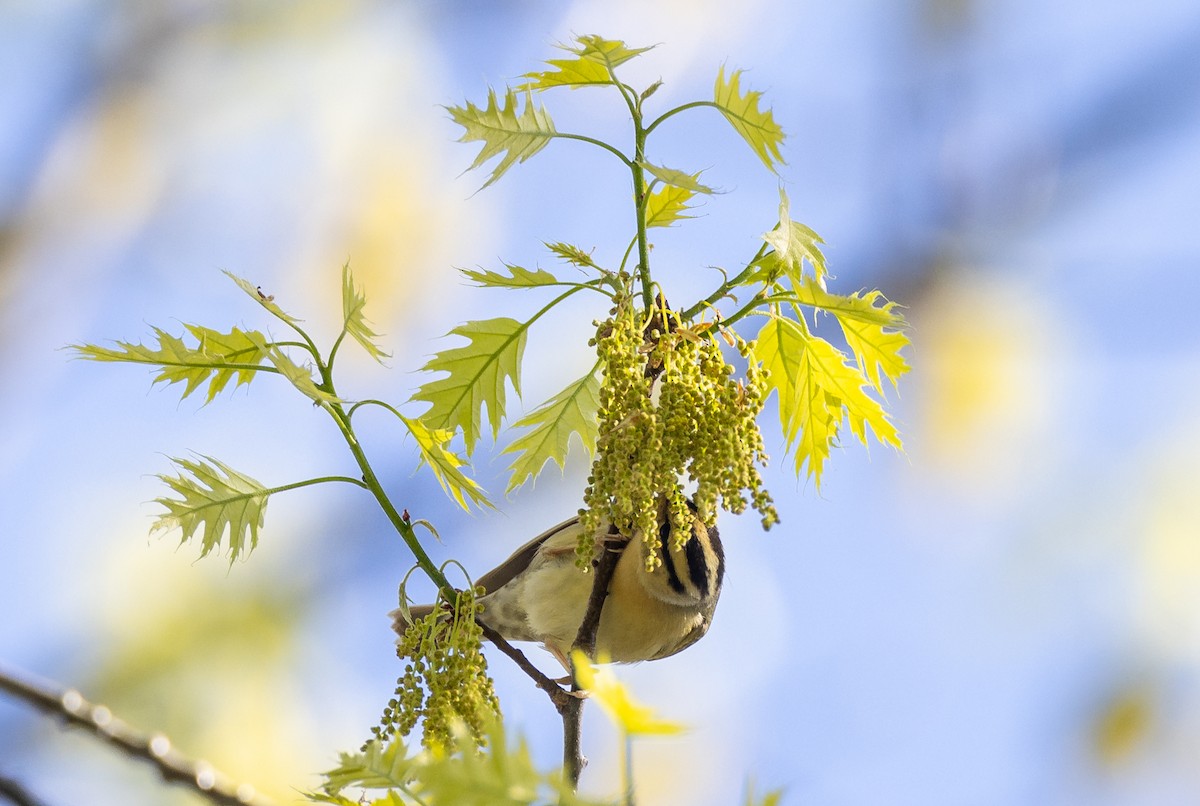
(391, 515), (587, 636)
(473, 514), (584, 594)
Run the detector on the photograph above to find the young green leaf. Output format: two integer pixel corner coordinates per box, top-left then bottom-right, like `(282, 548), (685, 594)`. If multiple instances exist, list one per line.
(644, 181), (699, 229)
(801, 324), (901, 451)
(785, 276), (906, 329)
(307, 793), (404, 806)
(311, 727), (606, 806)
(248, 334), (339, 406)
(183, 325), (271, 400)
(503, 369), (601, 492)
(761, 188), (828, 285)
(545, 241), (601, 271)
(521, 35), (653, 90)
(72, 325), (268, 403)
(640, 79), (664, 104)
(837, 296), (911, 393)
(417, 725), (542, 805)
(755, 316), (829, 482)
(341, 262), (390, 362)
(461, 263), (562, 289)
(755, 316), (901, 486)
(305, 793), (371, 806)
(412, 318), (527, 455)
(316, 738), (417, 795)
(224, 270), (302, 325)
(448, 88), (556, 190)
(402, 414), (492, 511)
(152, 455), (268, 562)
(713, 66), (785, 172)
(637, 161), (714, 194)
(776, 278), (911, 392)
(416, 721), (607, 806)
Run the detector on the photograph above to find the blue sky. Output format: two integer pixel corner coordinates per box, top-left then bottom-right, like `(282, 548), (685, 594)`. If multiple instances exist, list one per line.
(2, 2), (1199, 804)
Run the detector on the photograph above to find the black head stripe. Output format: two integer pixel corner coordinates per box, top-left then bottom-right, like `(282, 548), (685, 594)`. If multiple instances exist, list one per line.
(708, 523), (724, 590)
(684, 499), (723, 590)
(688, 520), (724, 599)
(658, 514), (687, 595)
(684, 520), (712, 597)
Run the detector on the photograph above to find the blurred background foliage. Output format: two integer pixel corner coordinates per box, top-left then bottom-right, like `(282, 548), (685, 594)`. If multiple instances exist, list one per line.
(1, 1), (1198, 804)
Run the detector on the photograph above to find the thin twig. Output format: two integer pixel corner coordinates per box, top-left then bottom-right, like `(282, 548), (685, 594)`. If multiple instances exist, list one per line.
(562, 528), (625, 788)
(573, 535), (624, 661)
(0, 776), (48, 806)
(478, 623), (575, 713)
(0, 662), (273, 806)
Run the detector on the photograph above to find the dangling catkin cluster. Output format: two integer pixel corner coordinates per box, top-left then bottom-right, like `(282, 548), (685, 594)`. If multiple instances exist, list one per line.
(374, 586), (499, 751)
(580, 294), (778, 568)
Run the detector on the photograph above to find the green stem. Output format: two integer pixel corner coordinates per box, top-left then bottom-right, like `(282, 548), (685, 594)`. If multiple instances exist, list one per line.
(346, 398), (403, 421)
(534, 280), (616, 295)
(267, 475), (369, 494)
(272, 313), (324, 369)
(598, 70), (654, 311)
(312, 357), (456, 598)
(630, 129), (653, 312)
(554, 132), (634, 168)
(613, 79), (641, 122)
(680, 243), (770, 321)
(168, 474), (368, 519)
(617, 234), (638, 275)
(621, 732), (635, 806)
(325, 401), (456, 597)
(644, 100), (720, 138)
(290, 319), (453, 594)
(709, 295), (768, 330)
(523, 284), (594, 341)
(270, 340), (313, 352)
(326, 327), (350, 378)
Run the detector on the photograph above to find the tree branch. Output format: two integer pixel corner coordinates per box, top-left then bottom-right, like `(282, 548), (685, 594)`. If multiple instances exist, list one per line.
(478, 623), (576, 714)
(0, 662), (273, 806)
(562, 527), (624, 788)
(0, 776), (47, 806)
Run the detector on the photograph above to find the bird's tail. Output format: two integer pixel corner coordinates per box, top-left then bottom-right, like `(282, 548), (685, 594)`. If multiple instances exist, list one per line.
(389, 603), (437, 636)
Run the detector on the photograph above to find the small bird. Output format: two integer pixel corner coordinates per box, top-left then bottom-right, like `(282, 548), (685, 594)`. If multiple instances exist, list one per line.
(393, 500), (724, 669)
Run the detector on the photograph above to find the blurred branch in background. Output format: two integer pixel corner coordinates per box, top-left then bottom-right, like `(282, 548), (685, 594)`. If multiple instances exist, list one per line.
(3, 1), (1200, 803)
(0, 775), (49, 806)
(0, 662), (274, 806)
